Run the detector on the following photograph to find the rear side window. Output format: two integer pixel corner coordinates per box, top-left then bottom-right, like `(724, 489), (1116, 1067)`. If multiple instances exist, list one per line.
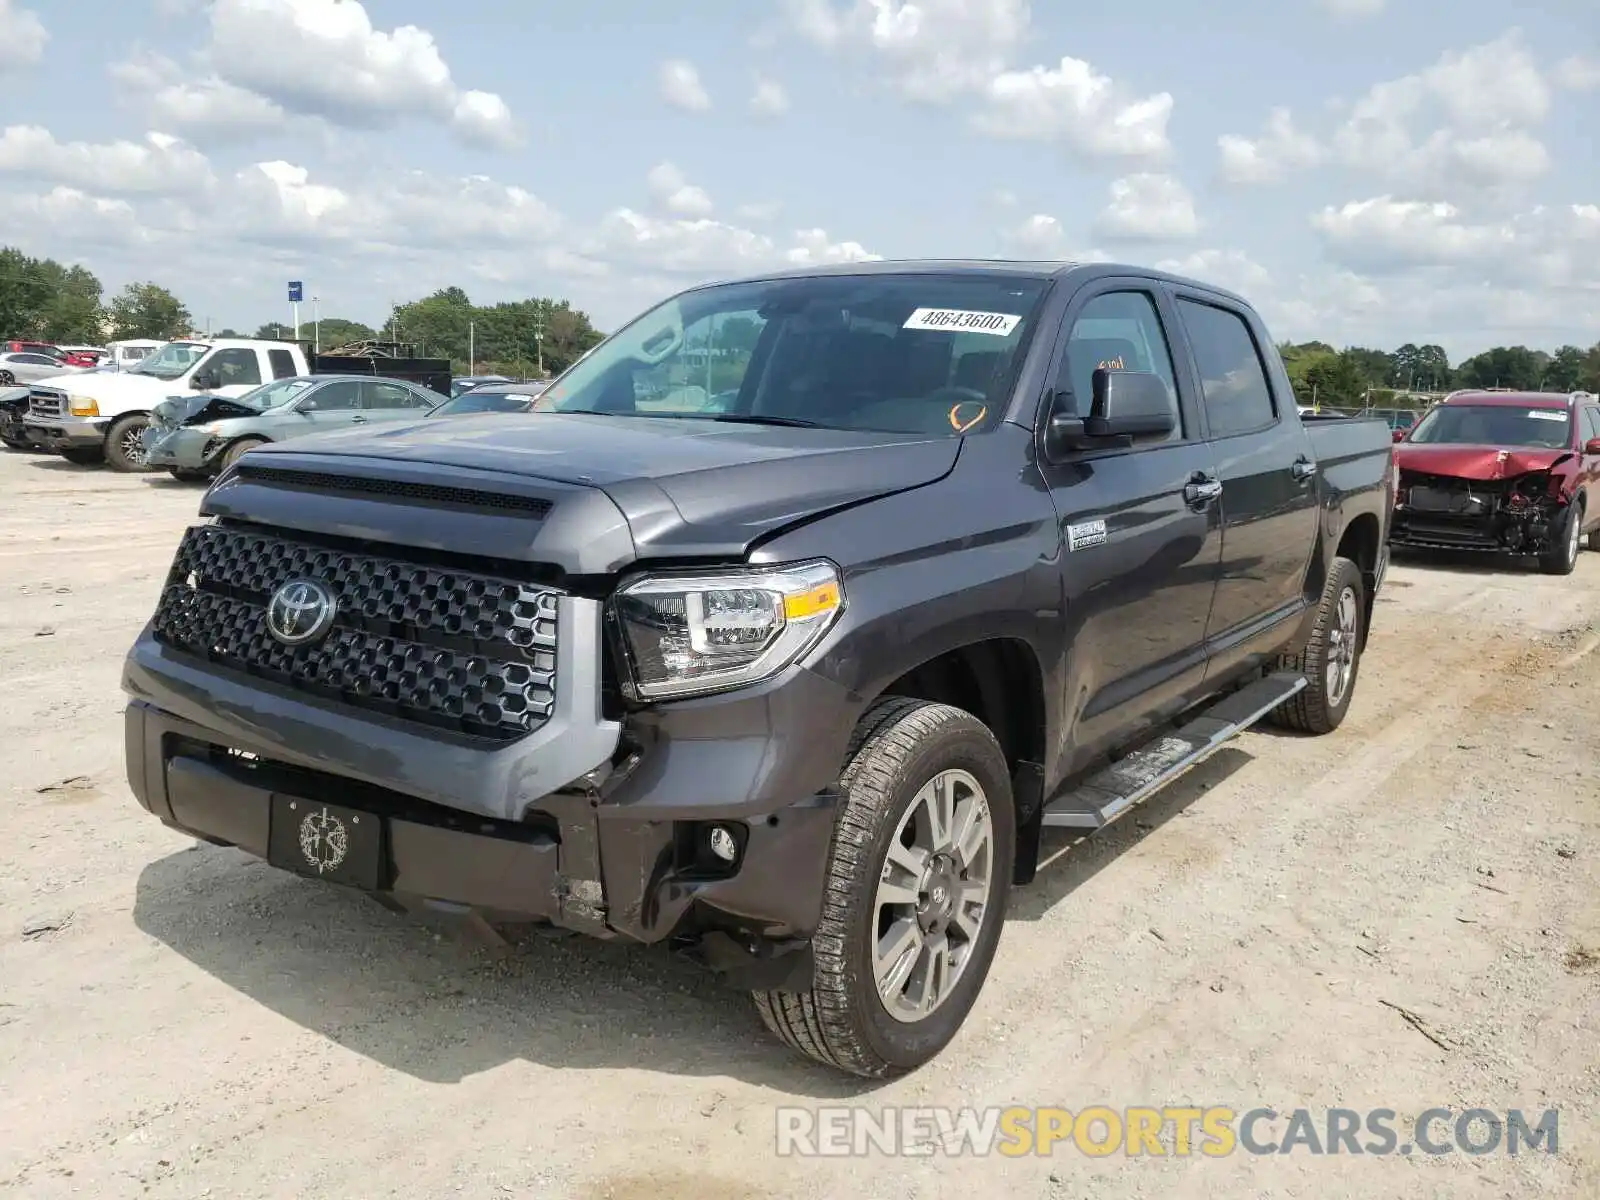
(1581, 407), (1600, 443)
(1176, 299), (1277, 438)
(268, 349), (297, 379)
(363, 381), (432, 409)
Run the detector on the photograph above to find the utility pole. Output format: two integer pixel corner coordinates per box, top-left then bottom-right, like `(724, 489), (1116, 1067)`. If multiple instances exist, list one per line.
(312, 295), (320, 353)
(532, 304), (546, 377)
(469, 321), (476, 374)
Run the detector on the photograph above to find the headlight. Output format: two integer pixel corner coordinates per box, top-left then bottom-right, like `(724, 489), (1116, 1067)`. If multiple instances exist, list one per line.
(67, 395), (98, 417)
(610, 560), (845, 700)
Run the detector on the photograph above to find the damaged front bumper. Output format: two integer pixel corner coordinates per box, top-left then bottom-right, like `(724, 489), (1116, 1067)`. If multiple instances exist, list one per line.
(121, 616), (856, 990)
(1391, 468), (1567, 553)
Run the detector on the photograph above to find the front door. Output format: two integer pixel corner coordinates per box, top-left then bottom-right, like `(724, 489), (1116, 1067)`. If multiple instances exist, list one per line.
(1168, 293), (1321, 675)
(197, 348), (266, 398)
(287, 379), (365, 436)
(1035, 282), (1225, 773)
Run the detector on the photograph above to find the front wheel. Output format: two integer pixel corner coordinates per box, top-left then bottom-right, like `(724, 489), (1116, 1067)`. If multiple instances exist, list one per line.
(104, 414), (154, 473)
(753, 697), (1015, 1078)
(1268, 555), (1366, 735)
(1541, 499), (1584, 576)
(220, 437), (267, 470)
(0, 371), (13, 385)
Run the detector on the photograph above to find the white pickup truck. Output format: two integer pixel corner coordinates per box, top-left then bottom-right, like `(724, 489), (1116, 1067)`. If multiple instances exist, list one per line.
(24, 338), (313, 471)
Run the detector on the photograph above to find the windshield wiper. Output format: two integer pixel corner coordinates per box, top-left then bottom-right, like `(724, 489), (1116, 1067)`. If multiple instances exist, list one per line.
(704, 413), (822, 428)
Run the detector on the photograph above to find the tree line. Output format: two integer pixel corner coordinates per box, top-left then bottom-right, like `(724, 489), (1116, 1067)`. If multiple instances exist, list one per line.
(4, 244), (1596, 394)
(1280, 340), (1600, 410)
(0, 249), (605, 377)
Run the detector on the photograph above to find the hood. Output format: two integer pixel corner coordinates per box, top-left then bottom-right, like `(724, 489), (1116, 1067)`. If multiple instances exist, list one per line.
(1396, 443), (1573, 480)
(243, 411), (963, 557)
(29, 370), (174, 402)
(152, 393), (259, 427)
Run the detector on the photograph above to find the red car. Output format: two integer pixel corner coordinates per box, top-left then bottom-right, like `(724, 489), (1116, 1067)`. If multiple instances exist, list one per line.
(2, 340), (99, 368)
(1391, 388), (1600, 574)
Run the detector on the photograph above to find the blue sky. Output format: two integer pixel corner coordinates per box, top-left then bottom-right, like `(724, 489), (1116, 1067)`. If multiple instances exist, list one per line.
(0, 0), (1595, 359)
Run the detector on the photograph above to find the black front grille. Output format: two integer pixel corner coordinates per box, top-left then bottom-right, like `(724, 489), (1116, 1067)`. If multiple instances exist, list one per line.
(152, 524), (559, 741)
(234, 464), (553, 515)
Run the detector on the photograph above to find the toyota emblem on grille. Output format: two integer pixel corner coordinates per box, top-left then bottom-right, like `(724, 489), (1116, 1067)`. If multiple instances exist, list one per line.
(266, 578), (337, 646)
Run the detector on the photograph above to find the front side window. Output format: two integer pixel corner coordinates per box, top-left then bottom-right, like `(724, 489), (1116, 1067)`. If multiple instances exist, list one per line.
(536, 273), (1051, 437)
(1407, 404), (1571, 449)
(305, 381), (361, 411)
(1056, 290), (1182, 442)
(1176, 299), (1277, 438)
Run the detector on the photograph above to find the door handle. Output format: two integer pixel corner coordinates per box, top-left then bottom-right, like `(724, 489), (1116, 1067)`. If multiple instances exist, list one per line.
(1183, 474), (1223, 507)
(1290, 457), (1317, 482)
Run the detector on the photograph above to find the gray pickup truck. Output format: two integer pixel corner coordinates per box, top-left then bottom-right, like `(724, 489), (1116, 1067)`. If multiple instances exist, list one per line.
(122, 260), (1395, 1078)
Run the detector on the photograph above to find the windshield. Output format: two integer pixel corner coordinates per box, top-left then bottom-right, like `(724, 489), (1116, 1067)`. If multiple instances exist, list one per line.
(430, 390), (540, 416)
(535, 272), (1050, 436)
(130, 342), (207, 380)
(237, 377), (317, 410)
(1407, 404), (1571, 449)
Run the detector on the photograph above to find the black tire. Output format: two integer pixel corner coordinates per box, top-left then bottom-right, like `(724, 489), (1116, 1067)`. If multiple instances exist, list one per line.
(1542, 498), (1584, 575)
(104, 414), (154, 473)
(59, 447), (103, 466)
(168, 468), (211, 483)
(1267, 556), (1366, 735)
(221, 437), (267, 469)
(752, 696), (1015, 1078)
(0, 371), (13, 385)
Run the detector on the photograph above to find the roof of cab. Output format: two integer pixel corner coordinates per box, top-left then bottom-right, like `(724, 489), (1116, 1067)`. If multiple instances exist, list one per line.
(1440, 389), (1589, 408)
(695, 257), (1254, 306)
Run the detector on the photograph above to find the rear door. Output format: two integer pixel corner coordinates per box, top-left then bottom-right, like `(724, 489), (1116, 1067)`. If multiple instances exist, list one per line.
(1168, 291), (1320, 680)
(1577, 405), (1600, 530)
(1035, 277), (1224, 768)
(359, 379), (437, 423)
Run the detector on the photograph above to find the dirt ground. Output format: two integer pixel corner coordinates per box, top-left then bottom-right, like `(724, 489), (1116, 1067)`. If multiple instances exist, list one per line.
(2, 447), (1597, 1200)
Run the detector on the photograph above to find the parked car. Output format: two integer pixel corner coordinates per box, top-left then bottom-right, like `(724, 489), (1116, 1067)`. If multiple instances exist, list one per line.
(121, 259), (1395, 1079)
(1391, 388), (1600, 573)
(450, 374), (514, 397)
(101, 339), (164, 372)
(3, 340), (99, 368)
(143, 374), (442, 481)
(426, 380), (550, 416)
(0, 384), (33, 450)
(0, 351), (91, 387)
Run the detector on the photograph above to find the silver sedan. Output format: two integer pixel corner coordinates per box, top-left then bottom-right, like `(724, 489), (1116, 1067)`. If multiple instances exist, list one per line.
(0, 352), (88, 387)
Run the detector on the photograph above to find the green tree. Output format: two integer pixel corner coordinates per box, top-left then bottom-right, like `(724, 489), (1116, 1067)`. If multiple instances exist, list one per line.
(107, 282), (192, 340)
(1340, 346), (1394, 388)
(1455, 346), (1540, 391)
(1544, 345), (1586, 392)
(312, 317), (377, 349)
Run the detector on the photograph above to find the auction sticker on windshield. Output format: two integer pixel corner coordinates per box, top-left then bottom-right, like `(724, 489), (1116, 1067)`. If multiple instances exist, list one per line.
(1527, 410), (1567, 421)
(903, 308), (1021, 337)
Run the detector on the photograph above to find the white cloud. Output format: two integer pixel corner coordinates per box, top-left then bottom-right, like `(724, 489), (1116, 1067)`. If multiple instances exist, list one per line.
(591, 210), (877, 276)
(0, 126), (215, 195)
(736, 201), (781, 223)
(999, 213), (1111, 261)
(974, 58), (1174, 161)
(787, 1), (1169, 161)
(1311, 196), (1600, 288)
(646, 162), (715, 218)
(1093, 174), (1200, 241)
(749, 76), (790, 117)
(1154, 249), (1273, 296)
(1316, 0), (1386, 16)
(1217, 107), (1323, 185)
(1555, 56), (1600, 91)
(659, 59), (712, 112)
(0, 0), (46, 71)
(112, 0), (520, 148)
(1331, 30), (1553, 192)
(786, 0), (1029, 100)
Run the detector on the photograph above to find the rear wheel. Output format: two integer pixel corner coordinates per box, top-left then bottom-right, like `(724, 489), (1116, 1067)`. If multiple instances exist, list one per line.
(1267, 556), (1366, 735)
(0, 371), (13, 386)
(104, 414), (154, 473)
(752, 697), (1015, 1078)
(1541, 498), (1583, 576)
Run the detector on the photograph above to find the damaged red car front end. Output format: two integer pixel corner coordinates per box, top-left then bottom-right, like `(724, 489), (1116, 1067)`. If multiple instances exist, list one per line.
(1391, 391), (1599, 566)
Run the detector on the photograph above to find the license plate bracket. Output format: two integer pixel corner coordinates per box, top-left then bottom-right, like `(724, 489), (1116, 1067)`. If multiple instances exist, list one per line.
(267, 795), (386, 890)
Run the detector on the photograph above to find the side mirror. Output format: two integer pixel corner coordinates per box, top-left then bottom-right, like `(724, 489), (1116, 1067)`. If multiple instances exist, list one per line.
(298, 398), (317, 412)
(1086, 368), (1175, 437)
(1392, 429), (1407, 443)
(1045, 369), (1175, 456)
(190, 372), (217, 390)
(1584, 437), (1600, 456)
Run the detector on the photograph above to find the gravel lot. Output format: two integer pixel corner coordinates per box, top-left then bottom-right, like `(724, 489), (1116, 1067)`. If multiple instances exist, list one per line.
(2, 447), (1597, 1200)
